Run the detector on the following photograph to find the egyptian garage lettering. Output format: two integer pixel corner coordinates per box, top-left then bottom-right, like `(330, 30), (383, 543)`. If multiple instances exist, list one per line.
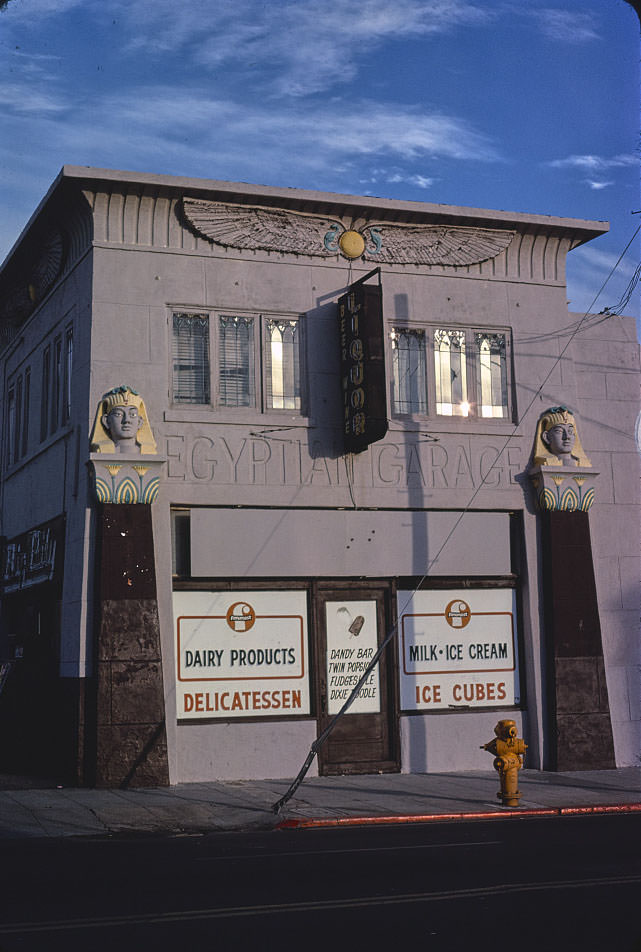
(173, 590), (310, 719)
(398, 589), (519, 710)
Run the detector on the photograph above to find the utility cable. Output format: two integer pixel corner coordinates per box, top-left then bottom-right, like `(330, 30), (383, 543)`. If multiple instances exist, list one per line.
(273, 228), (636, 813)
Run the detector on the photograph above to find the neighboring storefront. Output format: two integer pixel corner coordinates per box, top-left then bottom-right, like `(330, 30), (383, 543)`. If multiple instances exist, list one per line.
(0, 167), (638, 786)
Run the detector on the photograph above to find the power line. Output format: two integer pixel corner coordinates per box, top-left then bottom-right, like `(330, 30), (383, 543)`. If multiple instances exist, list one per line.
(273, 222), (639, 813)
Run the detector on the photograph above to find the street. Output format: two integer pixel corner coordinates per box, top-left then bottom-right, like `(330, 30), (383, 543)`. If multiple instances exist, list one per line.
(0, 814), (639, 951)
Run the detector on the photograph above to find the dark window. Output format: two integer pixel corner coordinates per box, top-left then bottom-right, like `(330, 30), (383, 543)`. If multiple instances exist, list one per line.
(41, 346), (50, 442)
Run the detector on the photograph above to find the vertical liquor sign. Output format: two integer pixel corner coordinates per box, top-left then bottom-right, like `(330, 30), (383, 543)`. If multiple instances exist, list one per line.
(338, 269), (388, 454)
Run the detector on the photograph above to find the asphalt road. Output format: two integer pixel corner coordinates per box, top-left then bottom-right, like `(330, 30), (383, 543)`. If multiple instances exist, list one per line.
(0, 814), (640, 951)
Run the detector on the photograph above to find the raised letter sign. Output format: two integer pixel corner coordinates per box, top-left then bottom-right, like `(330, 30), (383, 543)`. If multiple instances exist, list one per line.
(338, 270), (388, 454)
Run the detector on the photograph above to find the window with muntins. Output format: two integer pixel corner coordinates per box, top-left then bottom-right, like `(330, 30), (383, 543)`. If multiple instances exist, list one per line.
(172, 311), (303, 412)
(6, 384), (16, 467)
(390, 325), (511, 420)
(391, 327), (428, 415)
(40, 346), (50, 442)
(62, 326), (73, 424)
(5, 367), (31, 467)
(264, 318), (301, 410)
(218, 315), (255, 407)
(21, 368), (30, 458)
(51, 335), (62, 434)
(172, 313), (211, 405)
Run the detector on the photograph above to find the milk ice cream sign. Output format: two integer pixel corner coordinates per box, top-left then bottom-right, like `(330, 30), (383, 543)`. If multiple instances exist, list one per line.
(398, 589), (519, 710)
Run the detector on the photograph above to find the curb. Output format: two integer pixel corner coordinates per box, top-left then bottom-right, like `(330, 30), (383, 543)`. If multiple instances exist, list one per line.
(276, 802), (641, 830)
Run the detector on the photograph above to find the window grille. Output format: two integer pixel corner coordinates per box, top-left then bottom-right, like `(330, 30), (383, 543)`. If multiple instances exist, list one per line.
(172, 313), (210, 404)
(434, 328), (468, 416)
(265, 319), (300, 410)
(40, 346), (50, 442)
(475, 333), (508, 418)
(62, 327), (73, 424)
(390, 324), (511, 420)
(171, 310), (303, 413)
(390, 327), (427, 415)
(6, 385), (15, 466)
(21, 368), (30, 458)
(218, 315), (255, 408)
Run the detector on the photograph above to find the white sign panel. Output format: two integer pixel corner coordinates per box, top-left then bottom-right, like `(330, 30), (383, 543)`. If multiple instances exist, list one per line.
(174, 590), (310, 719)
(398, 589), (519, 710)
(325, 600), (380, 715)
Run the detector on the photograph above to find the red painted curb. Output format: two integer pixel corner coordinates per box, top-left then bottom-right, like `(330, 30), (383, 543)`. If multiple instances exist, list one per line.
(275, 802), (641, 829)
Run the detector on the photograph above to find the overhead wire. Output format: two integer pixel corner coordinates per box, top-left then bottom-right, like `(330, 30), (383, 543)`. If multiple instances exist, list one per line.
(273, 225), (638, 813)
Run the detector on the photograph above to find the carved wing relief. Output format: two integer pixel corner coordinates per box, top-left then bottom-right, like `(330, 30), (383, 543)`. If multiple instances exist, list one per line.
(182, 197), (515, 266)
(182, 198), (339, 257)
(360, 223), (515, 266)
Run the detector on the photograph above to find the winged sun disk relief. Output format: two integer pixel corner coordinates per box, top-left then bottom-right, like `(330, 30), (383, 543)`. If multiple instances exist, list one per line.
(182, 198), (515, 267)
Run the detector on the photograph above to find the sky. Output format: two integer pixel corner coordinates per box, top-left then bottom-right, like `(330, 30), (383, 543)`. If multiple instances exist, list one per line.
(0, 0), (639, 325)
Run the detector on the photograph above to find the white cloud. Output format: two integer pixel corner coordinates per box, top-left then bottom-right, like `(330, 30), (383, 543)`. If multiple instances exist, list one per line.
(0, 82), (67, 115)
(548, 153), (638, 171)
(0, 80), (498, 259)
(408, 174), (435, 188)
(112, 0), (492, 97)
(530, 8), (599, 43)
(375, 170), (436, 188)
(585, 180), (614, 191)
(571, 244), (638, 280)
(567, 244), (640, 320)
(79, 87), (499, 169)
(2, 0), (87, 16)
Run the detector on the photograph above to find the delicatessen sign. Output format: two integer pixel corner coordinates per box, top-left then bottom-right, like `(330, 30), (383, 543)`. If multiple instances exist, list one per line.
(398, 589), (519, 710)
(174, 590), (310, 719)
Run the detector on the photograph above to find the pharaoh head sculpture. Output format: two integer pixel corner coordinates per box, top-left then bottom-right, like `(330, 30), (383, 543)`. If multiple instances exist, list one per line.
(90, 386), (157, 455)
(532, 406), (591, 468)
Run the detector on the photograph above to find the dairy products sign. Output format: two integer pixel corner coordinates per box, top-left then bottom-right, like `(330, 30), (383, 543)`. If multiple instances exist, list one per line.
(398, 589), (519, 710)
(174, 590), (310, 719)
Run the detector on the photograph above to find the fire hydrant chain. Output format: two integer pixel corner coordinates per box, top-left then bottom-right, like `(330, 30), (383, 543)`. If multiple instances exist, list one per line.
(481, 719), (527, 808)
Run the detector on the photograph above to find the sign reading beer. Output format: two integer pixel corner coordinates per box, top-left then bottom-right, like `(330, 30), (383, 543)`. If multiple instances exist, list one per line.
(338, 270), (388, 454)
(398, 589), (519, 710)
(174, 590), (310, 719)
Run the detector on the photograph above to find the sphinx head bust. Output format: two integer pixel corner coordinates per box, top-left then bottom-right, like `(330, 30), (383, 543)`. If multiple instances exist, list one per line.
(532, 406), (591, 468)
(90, 386), (157, 455)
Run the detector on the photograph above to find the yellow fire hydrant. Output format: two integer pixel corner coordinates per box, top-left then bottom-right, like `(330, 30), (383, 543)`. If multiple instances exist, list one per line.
(480, 719), (527, 808)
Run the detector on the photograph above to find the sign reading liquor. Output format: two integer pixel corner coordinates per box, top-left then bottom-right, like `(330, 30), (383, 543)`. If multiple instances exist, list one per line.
(174, 590), (310, 719)
(338, 270), (388, 454)
(398, 589), (519, 710)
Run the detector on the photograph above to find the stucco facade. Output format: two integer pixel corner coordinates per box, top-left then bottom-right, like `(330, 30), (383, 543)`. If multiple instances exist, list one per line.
(0, 166), (638, 785)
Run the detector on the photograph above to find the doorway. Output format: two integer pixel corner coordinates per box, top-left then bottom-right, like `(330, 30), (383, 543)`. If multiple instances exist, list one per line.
(314, 584), (399, 775)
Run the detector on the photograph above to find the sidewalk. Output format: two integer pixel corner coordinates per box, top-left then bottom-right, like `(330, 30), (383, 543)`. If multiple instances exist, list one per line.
(0, 767), (639, 838)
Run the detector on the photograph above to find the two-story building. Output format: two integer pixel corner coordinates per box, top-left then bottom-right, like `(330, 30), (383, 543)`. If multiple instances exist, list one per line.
(0, 166), (638, 786)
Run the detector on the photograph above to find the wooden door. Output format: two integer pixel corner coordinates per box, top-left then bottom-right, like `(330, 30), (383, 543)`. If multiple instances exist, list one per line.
(314, 586), (398, 775)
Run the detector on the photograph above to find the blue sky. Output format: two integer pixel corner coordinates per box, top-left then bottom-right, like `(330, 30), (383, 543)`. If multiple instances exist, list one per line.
(1, 0), (639, 323)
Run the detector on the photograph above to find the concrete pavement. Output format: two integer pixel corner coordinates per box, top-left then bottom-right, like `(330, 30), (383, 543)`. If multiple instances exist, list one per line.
(0, 767), (639, 838)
